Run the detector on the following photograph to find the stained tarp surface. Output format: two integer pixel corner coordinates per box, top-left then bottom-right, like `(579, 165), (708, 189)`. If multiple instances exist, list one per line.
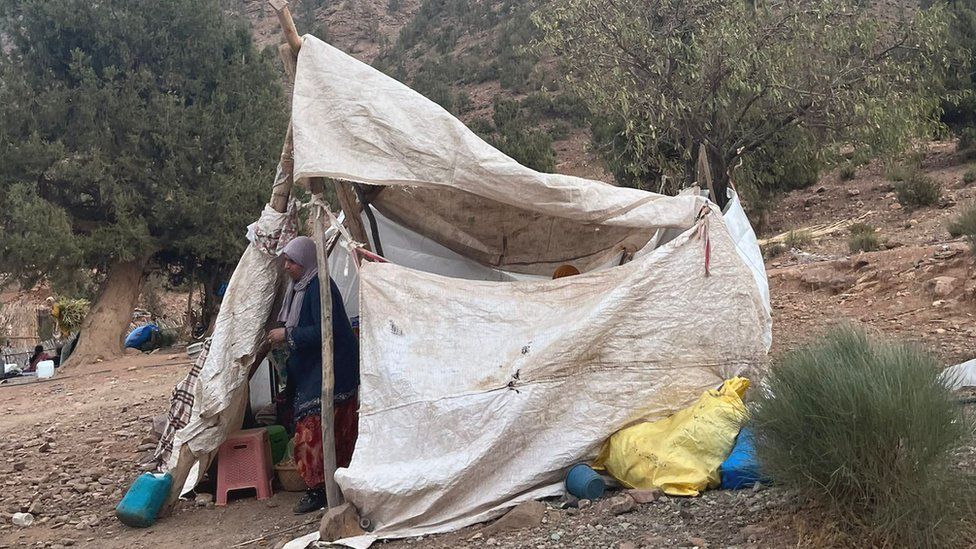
(291, 36), (704, 275)
(338, 220), (769, 538)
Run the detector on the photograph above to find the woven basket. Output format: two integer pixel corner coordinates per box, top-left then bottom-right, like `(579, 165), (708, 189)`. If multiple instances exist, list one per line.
(275, 460), (306, 492)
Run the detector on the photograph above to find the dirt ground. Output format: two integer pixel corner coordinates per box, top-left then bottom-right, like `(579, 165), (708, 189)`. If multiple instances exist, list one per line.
(1, 143), (975, 549)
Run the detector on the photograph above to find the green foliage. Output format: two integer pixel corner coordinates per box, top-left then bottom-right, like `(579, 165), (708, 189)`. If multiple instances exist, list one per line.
(536, 0), (953, 204)
(839, 163), (858, 181)
(0, 0), (286, 291)
(964, 167), (976, 183)
(762, 242), (786, 259)
(895, 173), (942, 208)
(387, 0), (403, 13)
(848, 223), (881, 253)
(935, 0), (976, 132)
(735, 125), (822, 204)
(784, 229), (812, 250)
(753, 327), (972, 548)
(483, 97), (556, 172)
(947, 204), (976, 251)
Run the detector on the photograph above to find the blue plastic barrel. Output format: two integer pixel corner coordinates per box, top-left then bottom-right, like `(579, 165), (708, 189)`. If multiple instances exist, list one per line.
(565, 463), (605, 500)
(124, 324), (159, 349)
(116, 472), (173, 528)
(719, 428), (769, 489)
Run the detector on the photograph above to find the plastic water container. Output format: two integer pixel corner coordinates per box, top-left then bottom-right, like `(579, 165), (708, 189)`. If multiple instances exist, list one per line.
(264, 425), (288, 464)
(565, 463), (605, 500)
(36, 360), (55, 379)
(116, 472), (173, 528)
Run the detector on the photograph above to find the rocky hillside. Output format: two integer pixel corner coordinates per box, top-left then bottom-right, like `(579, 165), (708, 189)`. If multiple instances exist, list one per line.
(235, 0), (610, 180)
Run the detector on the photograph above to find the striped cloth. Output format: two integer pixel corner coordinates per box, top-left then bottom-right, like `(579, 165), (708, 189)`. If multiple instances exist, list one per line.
(152, 339), (210, 467)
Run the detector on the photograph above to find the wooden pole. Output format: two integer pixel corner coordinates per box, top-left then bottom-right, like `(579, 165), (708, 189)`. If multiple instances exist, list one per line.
(332, 181), (372, 249)
(269, 1), (342, 508)
(309, 177), (343, 508)
(268, 0), (302, 56)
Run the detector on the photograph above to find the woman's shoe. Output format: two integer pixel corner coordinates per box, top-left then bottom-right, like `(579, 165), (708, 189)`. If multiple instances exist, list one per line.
(293, 488), (326, 514)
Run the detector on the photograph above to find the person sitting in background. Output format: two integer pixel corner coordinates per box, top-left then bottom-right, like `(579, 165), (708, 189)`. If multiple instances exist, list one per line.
(26, 345), (51, 372)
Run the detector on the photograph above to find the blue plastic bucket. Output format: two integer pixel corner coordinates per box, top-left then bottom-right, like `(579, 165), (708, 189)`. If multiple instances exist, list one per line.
(565, 463), (605, 500)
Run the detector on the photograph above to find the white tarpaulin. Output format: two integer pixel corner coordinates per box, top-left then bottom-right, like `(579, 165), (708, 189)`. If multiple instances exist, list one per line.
(156, 200), (297, 501)
(336, 219), (768, 538)
(278, 34), (773, 543)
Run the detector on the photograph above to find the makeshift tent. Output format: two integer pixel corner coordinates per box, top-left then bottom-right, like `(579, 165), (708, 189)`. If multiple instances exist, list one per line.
(154, 33), (771, 546)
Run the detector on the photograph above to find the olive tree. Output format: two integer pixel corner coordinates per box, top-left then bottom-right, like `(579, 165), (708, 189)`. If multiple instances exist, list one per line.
(535, 0), (952, 209)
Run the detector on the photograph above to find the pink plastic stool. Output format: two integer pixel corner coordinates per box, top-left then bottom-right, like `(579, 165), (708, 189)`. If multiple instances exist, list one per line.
(216, 428), (274, 506)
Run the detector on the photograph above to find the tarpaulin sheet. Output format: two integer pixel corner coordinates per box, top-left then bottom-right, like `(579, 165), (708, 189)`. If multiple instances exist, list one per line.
(337, 218), (768, 538)
(291, 36), (705, 276)
(156, 200), (297, 501)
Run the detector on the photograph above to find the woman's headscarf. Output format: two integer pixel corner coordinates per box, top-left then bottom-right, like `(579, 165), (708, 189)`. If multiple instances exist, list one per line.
(278, 236), (319, 328)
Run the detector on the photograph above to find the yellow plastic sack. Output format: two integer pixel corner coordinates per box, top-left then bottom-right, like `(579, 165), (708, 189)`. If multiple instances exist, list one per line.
(593, 377), (750, 496)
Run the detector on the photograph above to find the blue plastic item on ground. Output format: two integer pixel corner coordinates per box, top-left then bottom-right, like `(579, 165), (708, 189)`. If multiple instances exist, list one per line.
(116, 472), (173, 528)
(719, 427), (769, 489)
(565, 463), (605, 500)
(124, 324), (159, 349)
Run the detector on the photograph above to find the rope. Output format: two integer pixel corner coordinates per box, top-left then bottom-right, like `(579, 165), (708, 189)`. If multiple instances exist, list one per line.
(696, 206), (712, 277)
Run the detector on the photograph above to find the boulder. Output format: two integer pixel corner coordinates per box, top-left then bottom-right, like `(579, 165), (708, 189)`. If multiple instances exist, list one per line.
(626, 488), (661, 504)
(607, 494), (636, 515)
(926, 276), (957, 297)
(319, 503), (365, 542)
(482, 500), (546, 536)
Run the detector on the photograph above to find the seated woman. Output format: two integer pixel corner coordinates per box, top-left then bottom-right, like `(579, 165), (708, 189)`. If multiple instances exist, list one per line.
(26, 345), (51, 372)
(267, 236), (360, 515)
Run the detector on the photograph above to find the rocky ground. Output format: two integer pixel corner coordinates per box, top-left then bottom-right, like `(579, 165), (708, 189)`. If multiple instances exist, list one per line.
(1, 143), (975, 548)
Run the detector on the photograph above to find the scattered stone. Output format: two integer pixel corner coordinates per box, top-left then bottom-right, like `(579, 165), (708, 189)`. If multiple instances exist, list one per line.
(482, 501), (546, 536)
(926, 276), (957, 297)
(577, 499), (591, 510)
(619, 543), (636, 549)
(889, 202), (902, 210)
(741, 524), (768, 541)
(136, 443), (156, 452)
(608, 494), (636, 515)
(815, 185), (826, 194)
(123, 349), (141, 357)
(625, 488), (661, 504)
(687, 536), (709, 548)
(194, 494), (213, 507)
(318, 503), (365, 542)
(38, 443), (51, 453)
(846, 188), (860, 197)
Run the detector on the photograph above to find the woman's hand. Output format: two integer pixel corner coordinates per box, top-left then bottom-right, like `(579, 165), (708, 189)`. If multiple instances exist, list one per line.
(267, 328), (287, 346)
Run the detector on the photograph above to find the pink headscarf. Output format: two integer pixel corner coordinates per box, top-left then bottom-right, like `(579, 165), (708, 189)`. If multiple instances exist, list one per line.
(278, 236), (319, 328)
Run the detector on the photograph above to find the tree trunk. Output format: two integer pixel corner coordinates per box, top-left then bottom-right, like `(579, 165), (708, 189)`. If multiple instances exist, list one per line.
(707, 148), (730, 211)
(63, 256), (149, 368)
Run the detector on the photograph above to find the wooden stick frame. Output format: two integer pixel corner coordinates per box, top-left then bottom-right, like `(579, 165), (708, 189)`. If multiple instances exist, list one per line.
(267, 0), (342, 508)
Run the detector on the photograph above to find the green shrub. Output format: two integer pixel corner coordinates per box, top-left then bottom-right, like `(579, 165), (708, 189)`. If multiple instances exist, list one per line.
(783, 229), (812, 250)
(753, 327), (972, 548)
(895, 172), (941, 208)
(948, 204), (976, 251)
(885, 163), (914, 182)
(965, 167), (976, 184)
(848, 223), (880, 253)
(762, 242), (786, 259)
(839, 162), (857, 181)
